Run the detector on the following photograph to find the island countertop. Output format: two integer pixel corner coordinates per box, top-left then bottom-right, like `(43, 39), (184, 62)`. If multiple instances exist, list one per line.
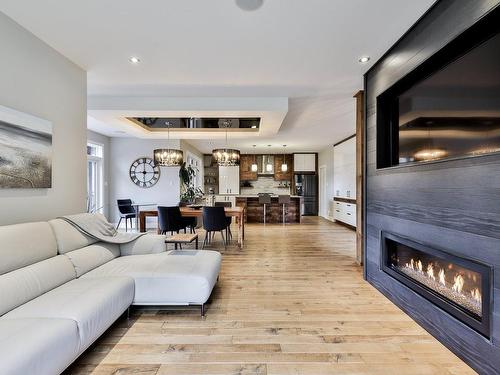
(236, 194), (302, 199)
(235, 196), (302, 223)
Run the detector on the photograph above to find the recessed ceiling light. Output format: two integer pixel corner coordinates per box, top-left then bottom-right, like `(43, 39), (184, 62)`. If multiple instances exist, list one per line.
(128, 56), (141, 64)
(358, 56), (370, 64)
(235, 0), (264, 11)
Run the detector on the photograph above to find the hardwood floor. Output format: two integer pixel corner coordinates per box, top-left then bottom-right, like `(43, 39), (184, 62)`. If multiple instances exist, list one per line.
(66, 217), (474, 375)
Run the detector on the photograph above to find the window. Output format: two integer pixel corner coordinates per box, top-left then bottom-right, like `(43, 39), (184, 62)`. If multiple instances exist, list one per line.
(87, 142), (104, 213)
(186, 152), (202, 189)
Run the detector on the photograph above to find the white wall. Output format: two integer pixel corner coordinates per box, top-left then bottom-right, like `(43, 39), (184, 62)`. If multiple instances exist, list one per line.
(109, 138), (182, 223)
(87, 130), (111, 218)
(318, 146), (335, 220)
(0, 13), (87, 225)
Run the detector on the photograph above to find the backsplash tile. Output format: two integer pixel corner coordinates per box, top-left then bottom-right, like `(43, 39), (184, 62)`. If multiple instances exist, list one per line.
(240, 177), (291, 195)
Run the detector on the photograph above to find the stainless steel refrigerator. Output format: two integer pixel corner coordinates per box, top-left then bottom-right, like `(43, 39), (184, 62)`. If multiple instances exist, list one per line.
(294, 174), (318, 216)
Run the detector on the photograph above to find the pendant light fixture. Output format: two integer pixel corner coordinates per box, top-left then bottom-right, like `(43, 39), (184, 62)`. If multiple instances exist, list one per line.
(265, 145), (273, 172)
(281, 145), (288, 172)
(153, 121), (184, 167)
(212, 120), (240, 166)
(251, 145), (258, 172)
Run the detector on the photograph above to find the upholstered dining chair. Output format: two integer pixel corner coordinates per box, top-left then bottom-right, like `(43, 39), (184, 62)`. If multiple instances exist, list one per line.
(158, 206), (187, 235)
(116, 199), (136, 232)
(202, 206), (229, 250)
(214, 201), (232, 242)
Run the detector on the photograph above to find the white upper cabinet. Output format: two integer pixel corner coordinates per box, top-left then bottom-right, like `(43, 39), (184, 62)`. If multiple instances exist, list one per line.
(333, 137), (356, 199)
(293, 153), (316, 172)
(219, 166), (240, 195)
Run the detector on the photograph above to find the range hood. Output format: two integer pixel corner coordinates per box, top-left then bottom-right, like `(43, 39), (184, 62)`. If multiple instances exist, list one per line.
(256, 155), (274, 175)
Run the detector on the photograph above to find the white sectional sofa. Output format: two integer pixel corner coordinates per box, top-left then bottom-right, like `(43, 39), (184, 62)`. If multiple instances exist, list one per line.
(0, 218), (221, 375)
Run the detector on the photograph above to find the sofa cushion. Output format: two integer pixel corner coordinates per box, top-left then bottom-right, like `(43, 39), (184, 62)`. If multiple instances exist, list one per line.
(64, 242), (120, 277)
(0, 318), (79, 375)
(0, 255), (76, 316)
(82, 250), (221, 305)
(49, 218), (98, 254)
(119, 234), (167, 256)
(0, 221), (57, 275)
(5, 277), (134, 348)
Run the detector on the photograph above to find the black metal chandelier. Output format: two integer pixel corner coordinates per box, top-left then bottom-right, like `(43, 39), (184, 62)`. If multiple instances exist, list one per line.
(153, 121), (184, 167)
(212, 120), (240, 166)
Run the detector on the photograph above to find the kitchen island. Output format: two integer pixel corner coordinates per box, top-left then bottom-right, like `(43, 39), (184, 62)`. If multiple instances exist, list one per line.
(236, 195), (302, 223)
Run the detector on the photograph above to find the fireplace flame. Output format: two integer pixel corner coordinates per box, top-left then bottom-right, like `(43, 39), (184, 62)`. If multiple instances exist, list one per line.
(400, 258), (482, 317)
(406, 259), (414, 270)
(426, 263), (435, 281)
(452, 274), (464, 294)
(438, 268), (446, 286)
(416, 260), (423, 273)
(471, 288), (482, 303)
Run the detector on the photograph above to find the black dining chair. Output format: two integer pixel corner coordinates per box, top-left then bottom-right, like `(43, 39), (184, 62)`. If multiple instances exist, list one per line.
(214, 201), (232, 242)
(202, 206), (229, 250)
(158, 206), (187, 234)
(178, 202), (197, 234)
(116, 199), (137, 232)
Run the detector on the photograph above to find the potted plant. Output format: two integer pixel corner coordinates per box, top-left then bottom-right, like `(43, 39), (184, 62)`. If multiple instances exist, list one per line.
(179, 162), (204, 204)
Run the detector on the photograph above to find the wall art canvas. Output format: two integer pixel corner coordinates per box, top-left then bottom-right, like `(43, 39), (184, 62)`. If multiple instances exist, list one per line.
(0, 104), (52, 188)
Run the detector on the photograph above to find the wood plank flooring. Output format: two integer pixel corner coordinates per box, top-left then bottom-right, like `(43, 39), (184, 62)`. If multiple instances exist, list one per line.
(65, 217), (474, 375)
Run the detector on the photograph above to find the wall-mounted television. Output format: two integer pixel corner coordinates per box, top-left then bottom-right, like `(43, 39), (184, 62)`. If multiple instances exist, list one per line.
(376, 9), (500, 169)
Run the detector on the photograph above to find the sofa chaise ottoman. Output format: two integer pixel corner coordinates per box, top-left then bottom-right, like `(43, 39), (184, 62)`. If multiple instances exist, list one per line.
(0, 216), (221, 375)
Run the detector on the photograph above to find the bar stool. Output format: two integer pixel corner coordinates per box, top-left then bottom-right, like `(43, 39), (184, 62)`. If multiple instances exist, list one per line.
(278, 195), (291, 224)
(258, 193), (272, 224)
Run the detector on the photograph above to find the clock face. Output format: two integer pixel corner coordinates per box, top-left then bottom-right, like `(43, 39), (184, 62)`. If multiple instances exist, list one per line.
(129, 157), (160, 188)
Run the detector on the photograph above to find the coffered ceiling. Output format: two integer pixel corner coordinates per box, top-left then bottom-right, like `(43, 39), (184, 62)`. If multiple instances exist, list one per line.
(0, 0), (435, 152)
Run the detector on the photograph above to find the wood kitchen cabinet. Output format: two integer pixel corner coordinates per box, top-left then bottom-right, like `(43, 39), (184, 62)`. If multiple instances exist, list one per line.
(274, 154), (293, 181)
(240, 155), (258, 181)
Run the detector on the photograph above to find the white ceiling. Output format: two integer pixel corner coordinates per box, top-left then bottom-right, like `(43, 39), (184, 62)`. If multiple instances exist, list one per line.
(0, 0), (435, 153)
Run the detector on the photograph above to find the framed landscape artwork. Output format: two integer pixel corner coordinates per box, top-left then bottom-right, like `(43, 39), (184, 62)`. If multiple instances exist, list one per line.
(0, 104), (53, 188)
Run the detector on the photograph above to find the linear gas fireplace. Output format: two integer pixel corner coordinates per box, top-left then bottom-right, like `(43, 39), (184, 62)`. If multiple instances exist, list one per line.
(381, 232), (492, 337)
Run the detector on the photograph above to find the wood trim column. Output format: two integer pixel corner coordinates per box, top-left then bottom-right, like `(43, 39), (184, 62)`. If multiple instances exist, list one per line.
(354, 90), (365, 266)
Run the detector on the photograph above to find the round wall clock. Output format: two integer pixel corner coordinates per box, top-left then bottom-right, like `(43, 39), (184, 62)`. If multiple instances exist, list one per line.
(129, 157), (160, 188)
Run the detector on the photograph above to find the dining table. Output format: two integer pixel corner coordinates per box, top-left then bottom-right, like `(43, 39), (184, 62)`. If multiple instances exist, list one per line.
(138, 206), (245, 248)
(131, 202), (157, 230)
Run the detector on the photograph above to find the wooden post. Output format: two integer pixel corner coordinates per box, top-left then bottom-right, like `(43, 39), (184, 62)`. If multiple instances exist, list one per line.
(354, 90), (365, 266)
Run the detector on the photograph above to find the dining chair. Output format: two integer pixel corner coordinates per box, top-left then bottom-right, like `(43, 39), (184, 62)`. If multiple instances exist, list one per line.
(214, 201), (232, 242)
(116, 199), (137, 232)
(202, 206), (229, 250)
(158, 206), (188, 239)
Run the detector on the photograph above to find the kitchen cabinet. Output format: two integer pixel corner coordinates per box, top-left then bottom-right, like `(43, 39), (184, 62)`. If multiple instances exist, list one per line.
(333, 200), (356, 227)
(219, 166), (240, 195)
(215, 195), (236, 206)
(240, 155), (258, 181)
(293, 153), (316, 172)
(333, 137), (356, 199)
(274, 154), (293, 181)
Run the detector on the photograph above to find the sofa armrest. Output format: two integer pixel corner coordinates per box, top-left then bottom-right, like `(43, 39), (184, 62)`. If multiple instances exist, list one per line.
(119, 234), (166, 256)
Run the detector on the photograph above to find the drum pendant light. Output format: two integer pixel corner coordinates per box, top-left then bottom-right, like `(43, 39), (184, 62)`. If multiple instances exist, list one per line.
(153, 121), (183, 167)
(212, 121), (240, 166)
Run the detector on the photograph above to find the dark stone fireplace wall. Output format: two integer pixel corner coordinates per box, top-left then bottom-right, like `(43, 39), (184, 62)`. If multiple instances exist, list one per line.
(364, 1), (500, 373)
